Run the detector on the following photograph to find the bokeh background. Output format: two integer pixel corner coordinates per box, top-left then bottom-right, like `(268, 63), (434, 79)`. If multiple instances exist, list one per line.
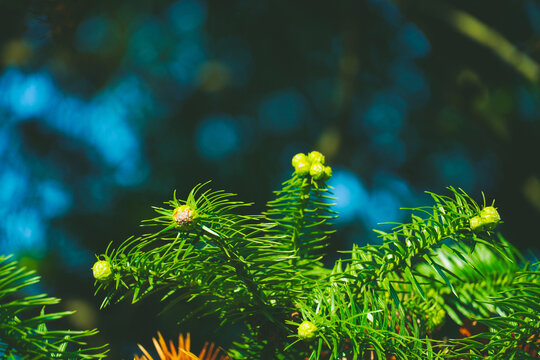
(1, 0), (539, 358)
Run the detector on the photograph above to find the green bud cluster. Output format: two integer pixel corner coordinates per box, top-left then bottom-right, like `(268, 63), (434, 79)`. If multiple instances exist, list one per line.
(469, 206), (501, 232)
(291, 151), (332, 181)
(405, 289), (446, 333)
(427, 306), (446, 331)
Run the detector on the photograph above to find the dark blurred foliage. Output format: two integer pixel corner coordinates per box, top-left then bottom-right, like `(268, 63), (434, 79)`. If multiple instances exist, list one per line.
(0, 0), (539, 358)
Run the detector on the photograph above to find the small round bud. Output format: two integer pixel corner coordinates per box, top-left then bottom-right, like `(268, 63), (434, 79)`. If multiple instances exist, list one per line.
(173, 205), (198, 227)
(292, 153), (308, 168)
(323, 165), (332, 180)
(294, 159), (311, 176)
(479, 206), (500, 230)
(431, 308), (446, 329)
(308, 151), (325, 165)
(298, 320), (317, 340)
(92, 260), (113, 281)
(309, 162), (325, 180)
(469, 216), (483, 232)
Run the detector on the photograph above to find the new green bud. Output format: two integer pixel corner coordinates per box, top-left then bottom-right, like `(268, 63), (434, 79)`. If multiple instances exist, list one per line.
(323, 165), (332, 180)
(431, 308), (446, 329)
(292, 153), (308, 168)
(308, 151), (325, 165)
(92, 260), (113, 281)
(469, 215), (483, 232)
(294, 159), (311, 176)
(309, 162), (325, 180)
(297, 320), (317, 340)
(173, 205), (198, 227)
(479, 206), (500, 230)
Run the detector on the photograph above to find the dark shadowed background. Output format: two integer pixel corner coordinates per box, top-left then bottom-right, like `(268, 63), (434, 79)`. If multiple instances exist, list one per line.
(0, 0), (539, 358)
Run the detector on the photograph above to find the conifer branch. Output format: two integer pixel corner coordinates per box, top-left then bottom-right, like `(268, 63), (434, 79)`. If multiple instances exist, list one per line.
(0, 255), (108, 359)
(90, 151), (539, 359)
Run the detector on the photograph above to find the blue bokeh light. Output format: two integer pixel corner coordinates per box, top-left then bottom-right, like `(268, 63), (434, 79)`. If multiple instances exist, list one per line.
(525, 0), (540, 34)
(38, 181), (72, 218)
(373, 172), (413, 203)
(0, 0), (522, 277)
(109, 75), (156, 120)
(258, 90), (308, 134)
(475, 153), (500, 192)
(4, 209), (45, 254)
(369, 133), (407, 167)
(328, 169), (369, 224)
(168, 0), (207, 35)
(397, 23), (431, 59)
(308, 78), (338, 117)
(75, 16), (110, 52)
(0, 58), (153, 255)
(390, 61), (429, 106)
(127, 18), (170, 66)
(24, 18), (51, 47)
(87, 98), (146, 186)
(518, 86), (540, 122)
(363, 189), (400, 229)
(42, 88), (147, 187)
(52, 233), (95, 271)
(45, 96), (87, 137)
(432, 149), (476, 191)
(196, 114), (242, 160)
(0, 169), (28, 213)
(328, 169), (416, 232)
(88, 102), (133, 165)
(0, 69), (57, 119)
(170, 40), (208, 87)
(360, 92), (406, 136)
(0, 127), (12, 157)
(366, 0), (402, 25)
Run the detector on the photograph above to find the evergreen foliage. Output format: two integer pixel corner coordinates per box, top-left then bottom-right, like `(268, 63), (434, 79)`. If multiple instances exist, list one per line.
(0, 255), (108, 359)
(90, 151), (539, 359)
(4, 151), (537, 359)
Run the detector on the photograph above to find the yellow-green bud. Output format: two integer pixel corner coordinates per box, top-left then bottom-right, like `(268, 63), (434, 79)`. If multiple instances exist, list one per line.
(323, 165), (332, 180)
(309, 162), (325, 180)
(298, 320), (317, 340)
(294, 159), (311, 176)
(308, 151), (325, 165)
(431, 308), (446, 329)
(469, 215), (483, 232)
(173, 205), (198, 227)
(292, 153), (308, 168)
(92, 260), (113, 281)
(479, 206), (500, 230)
